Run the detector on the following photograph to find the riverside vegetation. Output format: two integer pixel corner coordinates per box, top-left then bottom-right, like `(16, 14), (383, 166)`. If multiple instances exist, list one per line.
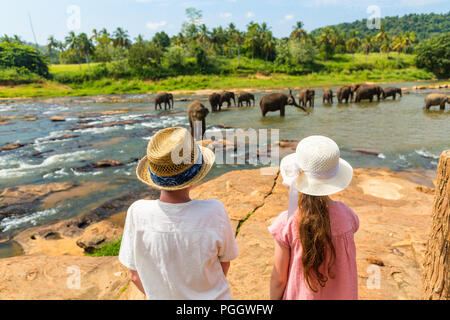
(0, 11), (449, 99)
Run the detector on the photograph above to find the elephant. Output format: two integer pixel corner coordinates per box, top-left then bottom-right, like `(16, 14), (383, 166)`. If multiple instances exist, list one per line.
(187, 100), (209, 138)
(260, 89), (308, 117)
(354, 85), (382, 103)
(209, 93), (222, 112)
(425, 93), (450, 110)
(337, 86), (353, 103)
(154, 92), (174, 110)
(382, 87), (402, 100)
(220, 91), (236, 107)
(323, 88), (333, 104)
(297, 89), (315, 107)
(237, 92), (255, 107)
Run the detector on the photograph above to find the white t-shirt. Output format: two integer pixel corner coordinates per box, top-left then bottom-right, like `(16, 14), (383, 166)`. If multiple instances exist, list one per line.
(118, 198), (239, 300)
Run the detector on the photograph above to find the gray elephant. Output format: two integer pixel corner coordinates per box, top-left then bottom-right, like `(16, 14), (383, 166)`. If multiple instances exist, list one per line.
(237, 92), (255, 107)
(337, 86), (353, 103)
(425, 93), (450, 110)
(220, 91), (236, 107)
(155, 92), (174, 110)
(297, 89), (315, 107)
(187, 100), (209, 138)
(382, 87), (402, 100)
(260, 89), (308, 117)
(323, 88), (333, 104)
(355, 85), (382, 103)
(209, 93), (222, 112)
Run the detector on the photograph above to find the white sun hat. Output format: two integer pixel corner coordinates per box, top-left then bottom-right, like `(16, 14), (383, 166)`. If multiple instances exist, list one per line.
(280, 135), (353, 216)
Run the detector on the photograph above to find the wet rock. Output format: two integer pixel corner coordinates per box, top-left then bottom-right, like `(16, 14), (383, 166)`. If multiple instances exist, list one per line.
(76, 221), (122, 253)
(50, 116), (66, 122)
(278, 139), (298, 149)
(47, 134), (78, 142)
(218, 124), (233, 129)
(352, 148), (381, 157)
(1, 143), (24, 151)
(73, 159), (124, 172)
(0, 182), (77, 221)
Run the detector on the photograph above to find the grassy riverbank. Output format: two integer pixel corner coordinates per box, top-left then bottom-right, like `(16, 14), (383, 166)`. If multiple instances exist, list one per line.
(0, 53), (435, 99)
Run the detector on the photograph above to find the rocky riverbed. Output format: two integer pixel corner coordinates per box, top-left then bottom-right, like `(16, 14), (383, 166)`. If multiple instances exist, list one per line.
(0, 164), (437, 300)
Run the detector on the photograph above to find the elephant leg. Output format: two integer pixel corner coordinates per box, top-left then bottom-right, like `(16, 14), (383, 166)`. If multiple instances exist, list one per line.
(280, 106), (285, 117)
(440, 103), (445, 110)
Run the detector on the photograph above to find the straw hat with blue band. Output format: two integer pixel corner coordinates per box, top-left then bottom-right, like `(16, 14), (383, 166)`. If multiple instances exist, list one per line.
(136, 127), (215, 190)
(280, 135), (353, 218)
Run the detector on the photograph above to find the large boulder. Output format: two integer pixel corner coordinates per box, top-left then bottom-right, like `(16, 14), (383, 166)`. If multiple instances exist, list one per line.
(76, 221), (122, 254)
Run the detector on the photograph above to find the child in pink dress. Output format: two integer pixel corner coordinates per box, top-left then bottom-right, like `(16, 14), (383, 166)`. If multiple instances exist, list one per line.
(269, 136), (359, 300)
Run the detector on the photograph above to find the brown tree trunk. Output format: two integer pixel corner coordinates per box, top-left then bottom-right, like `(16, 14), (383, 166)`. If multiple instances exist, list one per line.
(422, 150), (450, 300)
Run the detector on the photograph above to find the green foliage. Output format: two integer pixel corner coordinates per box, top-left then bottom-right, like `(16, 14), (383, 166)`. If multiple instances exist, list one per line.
(311, 12), (450, 42)
(0, 42), (49, 78)
(0, 66), (42, 84)
(128, 40), (164, 77)
(87, 238), (122, 257)
(415, 33), (450, 79)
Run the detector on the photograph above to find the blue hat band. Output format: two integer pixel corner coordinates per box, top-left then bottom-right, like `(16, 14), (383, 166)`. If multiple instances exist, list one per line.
(149, 153), (203, 187)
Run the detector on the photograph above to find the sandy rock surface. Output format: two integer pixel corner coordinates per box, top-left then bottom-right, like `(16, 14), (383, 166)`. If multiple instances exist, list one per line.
(0, 166), (436, 300)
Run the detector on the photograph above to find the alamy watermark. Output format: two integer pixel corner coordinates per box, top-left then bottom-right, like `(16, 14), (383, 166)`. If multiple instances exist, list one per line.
(366, 5), (381, 30)
(174, 121), (280, 175)
(67, 5), (81, 31)
(66, 265), (81, 290)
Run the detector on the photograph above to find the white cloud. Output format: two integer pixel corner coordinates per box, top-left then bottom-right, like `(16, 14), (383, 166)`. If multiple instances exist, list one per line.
(146, 21), (167, 30)
(285, 14), (294, 21)
(220, 12), (233, 19)
(246, 11), (255, 18)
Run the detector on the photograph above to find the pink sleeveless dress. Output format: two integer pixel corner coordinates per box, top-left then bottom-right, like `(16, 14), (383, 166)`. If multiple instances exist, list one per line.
(268, 201), (359, 300)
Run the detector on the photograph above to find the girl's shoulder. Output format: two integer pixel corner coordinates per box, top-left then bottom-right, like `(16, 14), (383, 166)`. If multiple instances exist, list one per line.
(329, 201), (359, 235)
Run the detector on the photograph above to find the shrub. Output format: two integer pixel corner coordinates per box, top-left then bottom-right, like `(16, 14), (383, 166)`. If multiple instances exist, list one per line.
(415, 33), (450, 79)
(0, 42), (49, 78)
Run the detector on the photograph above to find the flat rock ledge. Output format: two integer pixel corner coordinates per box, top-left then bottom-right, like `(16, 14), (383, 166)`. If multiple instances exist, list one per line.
(0, 167), (436, 300)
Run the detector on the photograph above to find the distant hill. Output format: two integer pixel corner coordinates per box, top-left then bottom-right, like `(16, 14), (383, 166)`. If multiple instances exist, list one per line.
(311, 12), (450, 41)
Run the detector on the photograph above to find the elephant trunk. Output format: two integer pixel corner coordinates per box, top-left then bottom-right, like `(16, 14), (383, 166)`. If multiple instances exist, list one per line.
(291, 96), (309, 114)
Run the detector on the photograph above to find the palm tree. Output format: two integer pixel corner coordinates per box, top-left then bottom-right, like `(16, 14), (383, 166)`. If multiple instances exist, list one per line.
(290, 21), (307, 42)
(197, 24), (210, 49)
(47, 35), (59, 57)
(346, 31), (360, 61)
(77, 33), (95, 69)
(318, 27), (336, 60)
(244, 22), (261, 61)
(113, 27), (131, 48)
(361, 35), (373, 56)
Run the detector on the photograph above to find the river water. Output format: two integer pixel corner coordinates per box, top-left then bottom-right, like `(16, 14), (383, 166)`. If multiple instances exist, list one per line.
(0, 81), (448, 254)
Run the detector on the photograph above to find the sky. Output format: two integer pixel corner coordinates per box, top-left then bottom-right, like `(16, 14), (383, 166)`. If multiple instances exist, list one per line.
(0, 0), (449, 45)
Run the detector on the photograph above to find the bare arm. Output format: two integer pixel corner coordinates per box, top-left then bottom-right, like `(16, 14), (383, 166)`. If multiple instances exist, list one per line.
(129, 270), (146, 295)
(220, 261), (230, 277)
(270, 240), (290, 300)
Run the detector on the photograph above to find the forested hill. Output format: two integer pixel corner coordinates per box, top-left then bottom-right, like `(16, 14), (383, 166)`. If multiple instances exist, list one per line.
(311, 12), (450, 41)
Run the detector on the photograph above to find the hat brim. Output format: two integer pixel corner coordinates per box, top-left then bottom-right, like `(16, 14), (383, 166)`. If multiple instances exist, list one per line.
(136, 145), (215, 191)
(282, 153), (353, 196)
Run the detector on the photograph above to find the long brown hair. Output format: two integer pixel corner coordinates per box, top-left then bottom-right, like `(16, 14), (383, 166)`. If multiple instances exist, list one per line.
(298, 193), (336, 292)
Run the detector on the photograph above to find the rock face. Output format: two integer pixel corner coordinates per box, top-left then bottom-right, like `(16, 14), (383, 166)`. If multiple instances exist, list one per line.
(76, 221), (122, 254)
(0, 166), (437, 300)
(0, 182), (76, 220)
(0, 255), (137, 300)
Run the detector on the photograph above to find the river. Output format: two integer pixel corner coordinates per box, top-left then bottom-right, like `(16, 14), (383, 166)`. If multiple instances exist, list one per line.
(0, 81), (448, 256)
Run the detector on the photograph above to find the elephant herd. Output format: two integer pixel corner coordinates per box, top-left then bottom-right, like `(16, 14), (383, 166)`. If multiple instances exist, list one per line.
(155, 85), (449, 137)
